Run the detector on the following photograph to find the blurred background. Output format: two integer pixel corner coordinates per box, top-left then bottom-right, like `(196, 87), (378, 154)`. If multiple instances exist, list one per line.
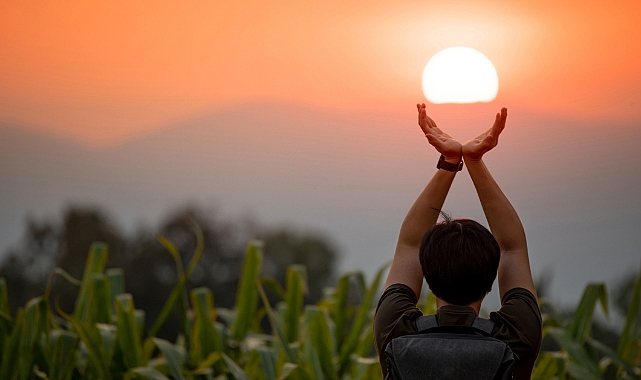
(1, 0), (640, 337)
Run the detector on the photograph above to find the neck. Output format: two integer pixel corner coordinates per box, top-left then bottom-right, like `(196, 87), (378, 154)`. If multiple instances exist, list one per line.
(435, 297), (483, 316)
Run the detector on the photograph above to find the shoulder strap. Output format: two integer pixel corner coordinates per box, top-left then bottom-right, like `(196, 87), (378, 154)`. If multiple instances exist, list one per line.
(416, 315), (495, 335)
(472, 317), (495, 335)
(415, 315), (438, 332)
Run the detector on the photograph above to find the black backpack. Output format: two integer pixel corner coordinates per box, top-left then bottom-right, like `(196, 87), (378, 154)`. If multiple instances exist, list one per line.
(384, 315), (515, 380)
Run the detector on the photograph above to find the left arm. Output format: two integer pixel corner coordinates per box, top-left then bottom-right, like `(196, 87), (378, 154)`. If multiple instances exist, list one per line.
(383, 104), (462, 299)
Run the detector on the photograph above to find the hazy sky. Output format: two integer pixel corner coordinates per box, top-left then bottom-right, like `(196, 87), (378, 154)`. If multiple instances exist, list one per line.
(1, 0), (641, 309)
(1, 0), (640, 145)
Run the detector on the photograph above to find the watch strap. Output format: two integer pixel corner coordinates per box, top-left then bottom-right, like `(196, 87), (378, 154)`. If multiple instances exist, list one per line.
(436, 155), (463, 172)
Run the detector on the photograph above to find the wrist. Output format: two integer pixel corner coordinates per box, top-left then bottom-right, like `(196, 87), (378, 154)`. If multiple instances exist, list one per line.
(437, 154), (463, 172)
(463, 155), (483, 165)
(443, 155), (462, 165)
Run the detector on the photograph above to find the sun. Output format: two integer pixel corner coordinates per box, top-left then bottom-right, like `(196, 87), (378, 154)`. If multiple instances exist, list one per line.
(422, 47), (499, 104)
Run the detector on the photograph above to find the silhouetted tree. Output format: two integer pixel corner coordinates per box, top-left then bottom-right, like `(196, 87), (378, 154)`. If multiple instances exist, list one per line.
(261, 228), (337, 302)
(0, 203), (339, 340)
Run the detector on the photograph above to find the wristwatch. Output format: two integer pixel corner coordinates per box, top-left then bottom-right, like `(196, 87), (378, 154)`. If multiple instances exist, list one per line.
(436, 155), (463, 172)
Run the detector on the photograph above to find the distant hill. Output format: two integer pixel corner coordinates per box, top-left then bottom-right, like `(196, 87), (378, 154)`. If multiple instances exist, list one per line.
(1, 102), (640, 306)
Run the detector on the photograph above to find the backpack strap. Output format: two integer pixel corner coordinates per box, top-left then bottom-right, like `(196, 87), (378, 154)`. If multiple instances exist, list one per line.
(415, 315), (439, 332)
(416, 315), (495, 335)
(472, 317), (495, 336)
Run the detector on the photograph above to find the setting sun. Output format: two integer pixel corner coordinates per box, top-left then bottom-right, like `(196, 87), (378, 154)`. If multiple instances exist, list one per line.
(422, 47), (499, 104)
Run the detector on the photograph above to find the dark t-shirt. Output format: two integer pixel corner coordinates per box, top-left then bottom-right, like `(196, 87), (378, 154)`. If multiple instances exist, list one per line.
(374, 284), (542, 380)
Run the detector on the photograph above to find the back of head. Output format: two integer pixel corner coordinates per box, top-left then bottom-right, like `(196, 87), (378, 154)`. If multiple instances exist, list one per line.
(419, 215), (500, 305)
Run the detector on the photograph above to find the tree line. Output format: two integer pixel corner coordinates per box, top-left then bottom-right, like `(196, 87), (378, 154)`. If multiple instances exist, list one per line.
(0, 204), (338, 340)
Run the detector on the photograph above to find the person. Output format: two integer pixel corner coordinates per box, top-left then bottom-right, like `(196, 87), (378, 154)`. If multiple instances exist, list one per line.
(374, 104), (542, 380)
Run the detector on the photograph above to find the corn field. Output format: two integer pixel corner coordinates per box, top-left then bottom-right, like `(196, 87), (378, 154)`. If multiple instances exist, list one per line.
(0, 227), (640, 379)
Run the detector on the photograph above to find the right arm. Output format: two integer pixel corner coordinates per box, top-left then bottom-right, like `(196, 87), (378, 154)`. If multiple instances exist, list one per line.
(462, 108), (537, 301)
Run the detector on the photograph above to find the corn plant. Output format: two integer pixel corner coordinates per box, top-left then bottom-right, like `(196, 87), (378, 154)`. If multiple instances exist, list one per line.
(0, 223), (640, 379)
(532, 267), (641, 380)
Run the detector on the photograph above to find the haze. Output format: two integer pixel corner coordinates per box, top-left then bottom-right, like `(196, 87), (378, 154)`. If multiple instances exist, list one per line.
(1, 0), (640, 307)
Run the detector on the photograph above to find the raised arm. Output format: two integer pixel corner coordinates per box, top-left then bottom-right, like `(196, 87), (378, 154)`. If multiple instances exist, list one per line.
(383, 104), (462, 299)
(462, 108), (537, 301)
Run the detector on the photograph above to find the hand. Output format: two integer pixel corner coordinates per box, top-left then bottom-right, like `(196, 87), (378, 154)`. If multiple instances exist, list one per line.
(417, 103), (462, 162)
(462, 107), (507, 162)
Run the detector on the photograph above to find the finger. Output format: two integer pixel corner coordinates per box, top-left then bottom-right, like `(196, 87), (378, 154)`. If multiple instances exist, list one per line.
(490, 112), (501, 136)
(426, 115), (437, 129)
(499, 107), (507, 132)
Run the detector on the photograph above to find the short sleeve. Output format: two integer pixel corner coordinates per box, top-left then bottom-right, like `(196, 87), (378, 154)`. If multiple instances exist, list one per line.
(490, 288), (542, 380)
(373, 284), (423, 378)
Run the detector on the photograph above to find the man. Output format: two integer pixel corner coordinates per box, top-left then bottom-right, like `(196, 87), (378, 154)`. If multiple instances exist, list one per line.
(374, 104), (542, 380)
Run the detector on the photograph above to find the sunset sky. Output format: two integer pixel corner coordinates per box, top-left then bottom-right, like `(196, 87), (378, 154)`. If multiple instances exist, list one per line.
(1, 0), (641, 307)
(1, 0), (640, 145)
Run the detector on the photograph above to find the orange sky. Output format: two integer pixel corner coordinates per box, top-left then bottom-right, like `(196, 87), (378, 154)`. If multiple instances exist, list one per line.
(1, 0), (640, 146)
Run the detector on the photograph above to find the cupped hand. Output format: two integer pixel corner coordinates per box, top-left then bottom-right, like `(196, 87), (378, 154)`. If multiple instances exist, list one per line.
(417, 103), (462, 162)
(462, 107), (507, 162)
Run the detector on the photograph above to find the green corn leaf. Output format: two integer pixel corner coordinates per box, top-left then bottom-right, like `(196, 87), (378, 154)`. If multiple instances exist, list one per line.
(189, 287), (224, 367)
(330, 273), (351, 349)
(107, 268), (126, 307)
(89, 273), (112, 325)
(302, 307), (325, 380)
(223, 353), (250, 380)
(284, 265), (307, 343)
(307, 307), (337, 380)
(353, 272), (367, 298)
(232, 241), (264, 341)
(277, 363), (309, 380)
(44, 267), (82, 304)
(352, 357), (382, 380)
(568, 283), (608, 344)
(338, 264), (387, 376)
(156, 234), (185, 277)
(184, 221), (205, 278)
(73, 242), (108, 322)
(0, 307), (24, 379)
(97, 323), (118, 368)
(565, 362), (602, 380)
(0, 278), (9, 316)
(56, 302), (111, 380)
(189, 351), (222, 375)
(586, 338), (640, 379)
(17, 297), (46, 380)
(421, 291), (437, 315)
(135, 309), (146, 335)
(257, 347), (278, 380)
(548, 327), (600, 375)
(149, 281), (184, 338)
(128, 366), (171, 380)
(531, 352), (563, 380)
(262, 277), (286, 301)
(355, 312), (375, 358)
(243, 349), (264, 380)
(47, 329), (78, 380)
(0, 309), (15, 364)
(116, 294), (144, 369)
(149, 223), (204, 338)
(257, 276), (298, 364)
(153, 338), (186, 380)
(618, 263), (641, 364)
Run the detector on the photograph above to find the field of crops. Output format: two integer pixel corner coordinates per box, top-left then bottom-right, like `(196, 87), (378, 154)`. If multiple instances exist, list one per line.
(1, 228), (640, 379)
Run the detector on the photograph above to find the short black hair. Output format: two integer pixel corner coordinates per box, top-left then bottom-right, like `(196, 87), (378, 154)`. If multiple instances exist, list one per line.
(419, 214), (500, 305)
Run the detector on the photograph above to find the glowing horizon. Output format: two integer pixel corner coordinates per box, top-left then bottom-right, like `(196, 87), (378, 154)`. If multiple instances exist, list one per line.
(0, 0), (640, 145)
